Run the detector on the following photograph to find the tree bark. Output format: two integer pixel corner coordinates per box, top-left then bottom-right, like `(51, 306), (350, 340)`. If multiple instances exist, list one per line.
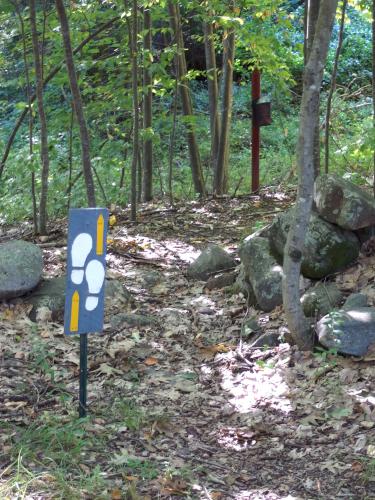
(373, 0), (375, 197)
(13, 0), (38, 233)
(305, 0), (321, 178)
(142, 7), (153, 202)
(283, 0), (338, 351)
(204, 18), (220, 170)
(214, 27), (235, 194)
(55, 0), (96, 208)
(0, 15), (119, 181)
(124, 0), (139, 221)
(168, 0), (206, 197)
(324, 0), (347, 173)
(29, 0), (50, 234)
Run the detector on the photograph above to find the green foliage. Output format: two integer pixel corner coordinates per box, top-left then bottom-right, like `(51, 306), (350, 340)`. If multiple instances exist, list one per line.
(0, 0), (373, 222)
(326, 5), (373, 88)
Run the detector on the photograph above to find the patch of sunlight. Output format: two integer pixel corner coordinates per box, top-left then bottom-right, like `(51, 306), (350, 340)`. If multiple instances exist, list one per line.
(234, 492), (300, 499)
(271, 264), (283, 274)
(347, 310), (373, 322)
(190, 296), (216, 307)
(220, 365), (293, 414)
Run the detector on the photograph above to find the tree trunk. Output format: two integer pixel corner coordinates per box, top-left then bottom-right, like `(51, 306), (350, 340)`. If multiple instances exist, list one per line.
(168, 1), (206, 197)
(55, 0), (96, 208)
(324, 0), (347, 173)
(0, 16), (119, 182)
(283, 0), (338, 351)
(13, 1), (38, 234)
(305, 0), (321, 178)
(373, 0), (375, 197)
(124, 0), (139, 221)
(204, 18), (220, 170)
(214, 27), (235, 194)
(168, 70), (179, 204)
(29, 0), (50, 235)
(142, 7), (153, 202)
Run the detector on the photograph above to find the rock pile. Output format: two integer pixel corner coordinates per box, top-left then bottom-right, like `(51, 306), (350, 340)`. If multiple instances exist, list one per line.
(188, 174), (375, 355)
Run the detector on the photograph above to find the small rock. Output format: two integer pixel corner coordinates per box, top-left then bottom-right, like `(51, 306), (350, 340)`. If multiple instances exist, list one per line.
(241, 317), (261, 338)
(314, 174), (375, 230)
(205, 271), (237, 290)
(187, 244), (236, 280)
(301, 282), (343, 317)
(317, 307), (375, 356)
(250, 332), (280, 348)
(0, 240), (43, 299)
(111, 313), (157, 328)
(342, 293), (368, 310)
(142, 271), (162, 286)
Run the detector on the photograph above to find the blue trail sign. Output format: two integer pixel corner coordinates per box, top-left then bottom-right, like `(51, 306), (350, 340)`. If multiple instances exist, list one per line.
(64, 208), (108, 335)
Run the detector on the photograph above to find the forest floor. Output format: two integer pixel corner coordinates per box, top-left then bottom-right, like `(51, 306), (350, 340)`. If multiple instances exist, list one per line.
(1, 189), (375, 499)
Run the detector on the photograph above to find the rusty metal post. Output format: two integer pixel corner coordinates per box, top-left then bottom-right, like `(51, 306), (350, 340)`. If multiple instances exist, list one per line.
(251, 68), (261, 193)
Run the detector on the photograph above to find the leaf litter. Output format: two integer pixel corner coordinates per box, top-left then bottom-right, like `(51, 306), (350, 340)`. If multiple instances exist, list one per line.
(1, 191), (375, 498)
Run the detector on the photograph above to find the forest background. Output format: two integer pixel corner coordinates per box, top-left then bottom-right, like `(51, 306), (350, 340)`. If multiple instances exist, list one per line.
(0, 0), (373, 228)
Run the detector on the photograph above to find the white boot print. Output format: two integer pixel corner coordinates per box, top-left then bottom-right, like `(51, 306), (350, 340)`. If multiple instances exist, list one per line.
(84, 259), (105, 311)
(71, 233), (93, 285)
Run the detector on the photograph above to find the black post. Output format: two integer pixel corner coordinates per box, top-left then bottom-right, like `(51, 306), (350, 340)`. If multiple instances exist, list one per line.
(79, 333), (88, 417)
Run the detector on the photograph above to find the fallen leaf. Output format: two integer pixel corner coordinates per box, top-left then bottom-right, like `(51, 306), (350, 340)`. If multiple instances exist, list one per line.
(111, 488), (122, 500)
(144, 357), (159, 366)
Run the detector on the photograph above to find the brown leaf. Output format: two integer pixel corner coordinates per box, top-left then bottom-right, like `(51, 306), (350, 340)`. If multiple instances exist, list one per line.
(111, 488), (122, 500)
(351, 461), (364, 473)
(144, 356), (159, 366)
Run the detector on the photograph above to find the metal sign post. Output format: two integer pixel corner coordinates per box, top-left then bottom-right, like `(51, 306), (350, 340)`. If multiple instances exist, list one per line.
(64, 208), (109, 417)
(251, 68), (261, 193)
(251, 68), (272, 193)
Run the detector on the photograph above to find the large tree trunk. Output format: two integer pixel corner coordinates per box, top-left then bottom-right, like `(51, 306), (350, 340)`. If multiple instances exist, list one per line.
(283, 0), (338, 351)
(29, 0), (50, 235)
(168, 1), (206, 197)
(324, 0), (347, 173)
(142, 7), (153, 202)
(305, 0), (321, 178)
(214, 27), (235, 194)
(373, 0), (375, 197)
(55, 0), (96, 208)
(204, 18), (220, 171)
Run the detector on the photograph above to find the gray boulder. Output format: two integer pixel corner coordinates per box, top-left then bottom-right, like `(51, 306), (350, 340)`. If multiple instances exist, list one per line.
(301, 282), (343, 317)
(232, 265), (257, 305)
(187, 244), (236, 280)
(0, 240), (43, 299)
(269, 209), (360, 279)
(26, 276), (132, 321)
(239, 237), (283, 312)
(317, 307), (375, 356)
(342, 293), (368, 310)
(314, 174), (375, 230)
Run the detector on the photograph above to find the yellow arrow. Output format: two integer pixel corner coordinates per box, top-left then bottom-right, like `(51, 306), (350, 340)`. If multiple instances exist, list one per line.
(70, 290), (80, 332)
(96, 214), (104, 255)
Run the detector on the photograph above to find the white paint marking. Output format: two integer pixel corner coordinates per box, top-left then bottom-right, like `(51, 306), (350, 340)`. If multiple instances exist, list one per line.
(71, 233), (93, 285)
(85, 259), (105, 311)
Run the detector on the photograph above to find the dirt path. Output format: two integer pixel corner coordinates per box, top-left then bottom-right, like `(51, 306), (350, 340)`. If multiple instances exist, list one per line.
(1, 192), (375, 499)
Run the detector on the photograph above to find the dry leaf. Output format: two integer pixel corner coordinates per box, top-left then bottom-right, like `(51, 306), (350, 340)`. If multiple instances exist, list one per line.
(144, 356), (159, 366)
(111, 488), (122, 500)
